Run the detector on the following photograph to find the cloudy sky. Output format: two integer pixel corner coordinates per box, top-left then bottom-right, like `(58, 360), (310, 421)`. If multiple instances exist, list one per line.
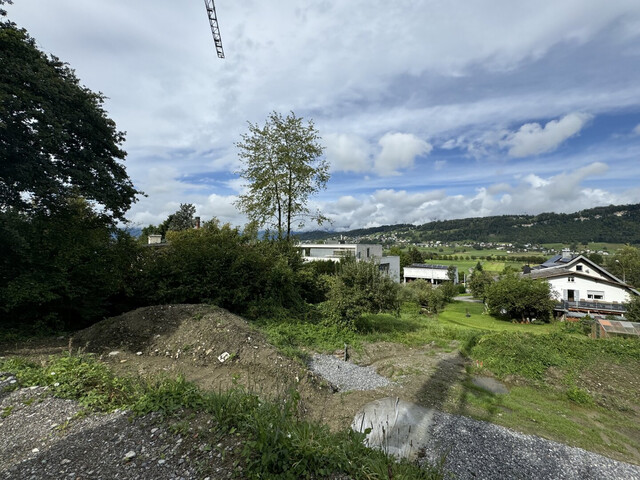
(7, 0), (640, 231)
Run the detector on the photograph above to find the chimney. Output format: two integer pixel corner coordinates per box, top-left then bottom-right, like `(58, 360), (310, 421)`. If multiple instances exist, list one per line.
(562, 248), (572, 260)
(195, 216), (201, 229)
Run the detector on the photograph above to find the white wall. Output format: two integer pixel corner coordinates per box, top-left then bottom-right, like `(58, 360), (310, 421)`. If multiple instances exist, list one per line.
(404, 266), (453, 284)
(548, 275), (631, 304)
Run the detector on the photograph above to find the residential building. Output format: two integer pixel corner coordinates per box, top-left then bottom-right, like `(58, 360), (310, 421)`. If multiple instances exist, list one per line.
(297, 243), (401, 282)
(404, 264), (458, 285)
(525, 248), (639, 318)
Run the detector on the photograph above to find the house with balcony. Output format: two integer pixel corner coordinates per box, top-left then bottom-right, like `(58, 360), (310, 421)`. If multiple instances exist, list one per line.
(297, 243), (401, 282)
(525, 249), (639, 318)
(403, 264), (458, 285)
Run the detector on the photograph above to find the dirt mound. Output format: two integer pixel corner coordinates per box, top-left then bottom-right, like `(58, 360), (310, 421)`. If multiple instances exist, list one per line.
(73, 305), (328, 402)
(74, 304), (266, 364)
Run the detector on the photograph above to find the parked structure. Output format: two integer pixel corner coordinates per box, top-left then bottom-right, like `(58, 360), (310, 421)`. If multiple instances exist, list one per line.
(525, 248), (639, 318)
(404, 264), (458, 285)
(297, 243), (401, 282)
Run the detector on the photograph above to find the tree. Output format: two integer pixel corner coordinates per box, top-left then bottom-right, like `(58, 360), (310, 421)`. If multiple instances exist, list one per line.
(0, 198), (139, 331)
(166, 203), (196, 232)
(0, 21), (139, 222)
(235, 111), (329, 240)
(626, 295), (640, 322)
(468, 269), (494, 301)
(484, 273), (555, 322)
(607, 245), (640, 287)
(325, 257), (400, 329)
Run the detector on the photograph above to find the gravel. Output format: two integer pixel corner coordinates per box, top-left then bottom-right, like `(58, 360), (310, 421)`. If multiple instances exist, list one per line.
(0, 383), (236, 480)
(419, 410), (640, 480)
(307, 353), (392, 391)
(309, 356), (640, 480)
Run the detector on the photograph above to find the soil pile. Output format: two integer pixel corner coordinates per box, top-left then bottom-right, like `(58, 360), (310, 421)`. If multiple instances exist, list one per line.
(72, 304), (322, 401)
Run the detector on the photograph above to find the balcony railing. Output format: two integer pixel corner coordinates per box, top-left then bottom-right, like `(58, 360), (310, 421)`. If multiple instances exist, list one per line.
(556, 300), (627, 313)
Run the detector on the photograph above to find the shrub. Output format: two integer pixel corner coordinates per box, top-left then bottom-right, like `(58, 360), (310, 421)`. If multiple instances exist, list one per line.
(325, 257), (400, 330)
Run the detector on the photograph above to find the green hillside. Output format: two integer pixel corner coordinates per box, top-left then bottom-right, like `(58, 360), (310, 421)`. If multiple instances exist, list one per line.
(297, 203), (640, 245)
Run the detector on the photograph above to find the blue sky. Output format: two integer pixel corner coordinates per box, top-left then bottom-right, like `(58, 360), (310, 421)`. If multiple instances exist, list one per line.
(7, 0), (640, 230)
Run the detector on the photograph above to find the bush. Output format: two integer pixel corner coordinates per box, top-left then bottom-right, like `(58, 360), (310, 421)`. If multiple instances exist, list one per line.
(325, 257), (400, 330)
(484, 273), (555, 322)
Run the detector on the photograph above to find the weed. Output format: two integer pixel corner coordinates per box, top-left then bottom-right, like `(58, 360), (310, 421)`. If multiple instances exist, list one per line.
(1, 405), (14, 418)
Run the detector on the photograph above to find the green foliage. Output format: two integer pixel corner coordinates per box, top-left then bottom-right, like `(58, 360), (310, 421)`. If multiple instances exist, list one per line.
(235, 111), (329, 240)
(166, 203), (197, 232)
(132, 221), (305, 318)
(470, 331), (640, 380)
(484, 273), (555, 322)
(0, 21), (138, 221)
(468, 269), (494, 300)
(325, 257), (400, 329)
(1, 353), (442, 480)
(0, 200), (140, 331)
(607, 244), (640, 287)
(566, 386), (594, 406)
(626, 295), (640, 322)
(402, 280), (453, 314)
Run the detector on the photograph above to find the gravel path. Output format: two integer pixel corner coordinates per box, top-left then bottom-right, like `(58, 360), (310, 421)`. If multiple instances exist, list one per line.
(308, 353), (392, 391)
(419, 409), (640, 480)
(310, 355), (640, 480)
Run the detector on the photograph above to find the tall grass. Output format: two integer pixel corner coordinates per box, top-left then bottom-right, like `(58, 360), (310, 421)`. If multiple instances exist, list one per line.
(1, 353), (443, 479)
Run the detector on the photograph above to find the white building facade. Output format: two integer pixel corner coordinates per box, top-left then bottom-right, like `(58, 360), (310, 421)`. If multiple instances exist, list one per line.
(404, 264), (458, 285)
(298, 243), (401, 283)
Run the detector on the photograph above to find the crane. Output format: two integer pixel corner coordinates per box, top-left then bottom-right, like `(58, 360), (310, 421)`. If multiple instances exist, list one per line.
(203, 0), (225, 58)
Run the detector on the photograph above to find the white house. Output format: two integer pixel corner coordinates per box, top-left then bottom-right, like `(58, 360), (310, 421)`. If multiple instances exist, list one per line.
(404, 264), (458, 285)
(525, 249), (639, 317)
(297, 243), (401, 283)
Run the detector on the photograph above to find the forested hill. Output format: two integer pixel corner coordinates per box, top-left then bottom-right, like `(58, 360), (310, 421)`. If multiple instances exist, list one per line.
(297, 203), (640, 244)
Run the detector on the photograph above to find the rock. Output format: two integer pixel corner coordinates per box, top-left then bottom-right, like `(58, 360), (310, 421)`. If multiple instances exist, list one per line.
(124, 450), (136, 460)
(217, 352), (230, 363)
(107, 351), (120, 357)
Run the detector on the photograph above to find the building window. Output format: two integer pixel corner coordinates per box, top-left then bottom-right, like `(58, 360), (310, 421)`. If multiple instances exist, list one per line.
(367, 248), (370, 258)
(587, 290), (604, 300)
(568, 276), (575, 282)
(379, 264), (389, 274)
(576, 265), (583, 272)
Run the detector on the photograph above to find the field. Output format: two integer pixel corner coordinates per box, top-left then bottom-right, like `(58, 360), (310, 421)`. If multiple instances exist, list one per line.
(2, 300), (639, 471)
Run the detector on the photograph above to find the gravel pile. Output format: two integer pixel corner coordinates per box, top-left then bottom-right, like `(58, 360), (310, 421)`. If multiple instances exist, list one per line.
(0, 385), (237, 480)
(307, 354), (392, 391)
(418, 410), (640, 480)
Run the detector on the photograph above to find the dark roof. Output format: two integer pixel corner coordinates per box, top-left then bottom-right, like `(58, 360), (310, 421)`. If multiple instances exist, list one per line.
(407, 264), (451, 270)
(539, 254), (574, 268)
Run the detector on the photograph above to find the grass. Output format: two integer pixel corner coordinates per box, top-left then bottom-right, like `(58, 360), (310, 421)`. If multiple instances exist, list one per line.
(259, 299), (640, 465)
(0, 353), (443, 480)
(438, 301), (556, 333)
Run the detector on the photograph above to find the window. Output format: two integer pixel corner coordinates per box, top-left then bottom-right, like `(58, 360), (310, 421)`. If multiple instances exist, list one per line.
(576, 265), (583, 272)
(568, 276), (575, 282)
(587, 290), (604, 300)
(379, 264), (389, 274)
(367, 248), (370, 258)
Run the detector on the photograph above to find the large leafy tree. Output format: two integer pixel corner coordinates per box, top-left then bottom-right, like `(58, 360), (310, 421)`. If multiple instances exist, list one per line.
(607, 245), (640, 288)
(485, 273), (555, 322)
(235, 111), (329, 240)
(0, 20), (138, 221)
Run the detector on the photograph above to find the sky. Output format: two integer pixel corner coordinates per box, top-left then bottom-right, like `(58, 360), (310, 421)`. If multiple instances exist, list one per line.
(6, 0), (640, 231)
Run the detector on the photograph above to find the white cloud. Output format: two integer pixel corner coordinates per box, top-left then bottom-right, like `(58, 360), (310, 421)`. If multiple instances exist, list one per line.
(374, 133), (432, 176)
(633, 124), (640, 135)
(324, 133), (371, 173)
(318, 162), (629, 230)
(501, 112), (593, 158)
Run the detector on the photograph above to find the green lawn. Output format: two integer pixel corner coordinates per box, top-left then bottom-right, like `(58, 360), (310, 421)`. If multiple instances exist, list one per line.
(438, 301), (556, 333)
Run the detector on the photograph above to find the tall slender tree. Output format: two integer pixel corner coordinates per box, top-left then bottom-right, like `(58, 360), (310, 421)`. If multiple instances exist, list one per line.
(235, 112), (329, 240)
